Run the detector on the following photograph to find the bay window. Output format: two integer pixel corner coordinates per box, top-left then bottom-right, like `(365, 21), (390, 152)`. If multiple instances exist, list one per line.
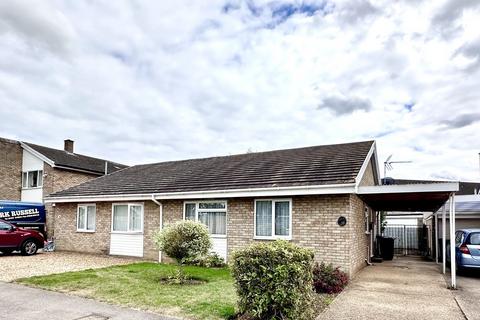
(254, 199), (292, 239)
(77, 204), (96, 232)
(112, 203), (143, 233)
(183, 201), (227, 236)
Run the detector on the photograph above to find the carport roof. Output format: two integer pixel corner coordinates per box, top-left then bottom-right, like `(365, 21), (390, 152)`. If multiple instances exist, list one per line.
(357, 182), (459, 212)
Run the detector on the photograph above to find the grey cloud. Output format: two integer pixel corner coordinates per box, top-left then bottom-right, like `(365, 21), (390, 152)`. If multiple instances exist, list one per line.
(431, 0), (480, 39)
(317, 94), (372, 115)
(454, 37), (480, 72)
(336, 0), (380, 25)
(441, 113), (480, 129)
(0, 0), (74, 57)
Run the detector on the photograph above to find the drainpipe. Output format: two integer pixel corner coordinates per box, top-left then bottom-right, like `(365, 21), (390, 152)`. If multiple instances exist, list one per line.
(151, 195), (163, 263)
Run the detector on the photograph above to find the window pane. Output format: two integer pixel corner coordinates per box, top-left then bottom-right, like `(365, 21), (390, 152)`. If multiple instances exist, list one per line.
(28, 171), (38, 188)
(199, 202), (226, 209)
(22, 172), (28, 188)
(37, 170), (43, 187)
(129, 205), (142, 231)
(77, 207), (86, 230)
(113, 205), (128, 231)
(86, 206), (95, 231)
(185, 203), (196, 221)
(256, 201), (272, 237)
(275, 201), (290, 236)
(198, 211), (226, 235)
(470, 233), (480, 245)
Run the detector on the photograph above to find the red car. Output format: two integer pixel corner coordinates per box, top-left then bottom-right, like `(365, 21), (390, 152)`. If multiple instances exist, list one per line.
(0, 219), (44, 255)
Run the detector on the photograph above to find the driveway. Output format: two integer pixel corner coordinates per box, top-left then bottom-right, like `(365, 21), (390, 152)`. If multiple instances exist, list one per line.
(0, 251), (136, 281)
(448, 269), (480, 320)
(318, 256), (465, 320)
(0, 282), (175, 320)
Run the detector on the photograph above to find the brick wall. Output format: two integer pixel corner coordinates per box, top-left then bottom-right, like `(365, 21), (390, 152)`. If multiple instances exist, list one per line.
(54, 200), (161, 260)
(359, 159), (376, 186)
(53, 195), (373, 277)
(44, 165), (99, 237)
(0, 138), (22, 200)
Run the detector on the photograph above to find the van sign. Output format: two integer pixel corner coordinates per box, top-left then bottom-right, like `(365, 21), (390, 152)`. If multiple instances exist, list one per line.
(0, 201), (46, 224)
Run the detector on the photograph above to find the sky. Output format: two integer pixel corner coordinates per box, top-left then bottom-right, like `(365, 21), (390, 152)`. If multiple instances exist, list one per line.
(0, 0), (479, 182)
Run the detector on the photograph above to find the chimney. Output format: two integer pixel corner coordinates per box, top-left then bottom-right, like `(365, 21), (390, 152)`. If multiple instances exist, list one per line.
(64, 139), (74, 153)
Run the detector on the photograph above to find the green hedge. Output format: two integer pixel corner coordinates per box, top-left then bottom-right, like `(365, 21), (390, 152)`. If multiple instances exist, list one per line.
(231, 240), (316, 320)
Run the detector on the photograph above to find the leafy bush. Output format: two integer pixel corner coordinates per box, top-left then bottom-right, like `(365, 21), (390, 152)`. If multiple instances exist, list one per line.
(183, 252), (226, 268)
(154, 220), (212, 264)
(231, 240), (316, 320)
(312, 262), (348, 294)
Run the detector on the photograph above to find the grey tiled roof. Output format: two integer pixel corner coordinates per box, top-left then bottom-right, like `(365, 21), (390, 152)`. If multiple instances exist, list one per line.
(24, 142), (127, 175)
(49, 140), (374, 198)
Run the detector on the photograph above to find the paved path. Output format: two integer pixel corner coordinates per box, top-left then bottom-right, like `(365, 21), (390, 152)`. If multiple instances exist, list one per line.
(0, 282), (176, 320)
(318, 256), (466, 320)
(447, 269), (480, 320)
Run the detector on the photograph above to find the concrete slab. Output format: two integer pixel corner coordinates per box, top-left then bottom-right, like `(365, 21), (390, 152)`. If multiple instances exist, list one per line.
(0, 282), (176, 320)
(447, 269), (480, 320)
(318, 256), (465, 320)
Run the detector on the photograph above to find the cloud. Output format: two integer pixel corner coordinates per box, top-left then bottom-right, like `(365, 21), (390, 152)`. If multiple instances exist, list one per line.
(0, 0), (479, 182)
(317, 94), (372, 115)
(431, 0), (480, 39)
(441, 113), (480, 129)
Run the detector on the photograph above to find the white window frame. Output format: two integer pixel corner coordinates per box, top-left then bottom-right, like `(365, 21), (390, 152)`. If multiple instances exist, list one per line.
(365, 205), (371, 235)
(183, 200), (227, 238)
(77, 204), (96, 232)
(254, 198), (292, 240)
(22, 170), (43, 189)
(111, 203), (144, 234)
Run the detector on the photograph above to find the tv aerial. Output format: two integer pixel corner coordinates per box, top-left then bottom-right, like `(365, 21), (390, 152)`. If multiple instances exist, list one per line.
(383, 154), (412, 179)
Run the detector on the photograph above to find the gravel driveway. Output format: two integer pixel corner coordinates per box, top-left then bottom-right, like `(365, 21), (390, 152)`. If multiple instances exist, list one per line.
(0, 251), (138, 282)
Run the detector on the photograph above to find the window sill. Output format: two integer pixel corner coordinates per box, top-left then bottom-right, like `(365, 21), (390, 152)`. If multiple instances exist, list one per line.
(110, 231), (144, 235)
(76, 230), (95, 233)
(253, 236), (292, 241)
(211, 235), (227, 239)
(22, 186), (43, 190)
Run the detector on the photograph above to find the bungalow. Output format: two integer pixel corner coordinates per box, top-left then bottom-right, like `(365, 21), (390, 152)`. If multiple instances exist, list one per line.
(44, 140), (458, 277)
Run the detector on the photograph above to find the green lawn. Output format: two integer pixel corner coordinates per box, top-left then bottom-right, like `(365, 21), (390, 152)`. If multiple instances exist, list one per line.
(17, 263), (237, 320)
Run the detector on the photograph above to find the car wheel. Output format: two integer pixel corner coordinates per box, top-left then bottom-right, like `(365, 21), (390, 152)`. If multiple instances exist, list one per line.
(21, 240), (38, 256)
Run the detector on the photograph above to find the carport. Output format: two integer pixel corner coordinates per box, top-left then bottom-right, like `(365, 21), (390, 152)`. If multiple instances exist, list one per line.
(357, 182), (460, 288)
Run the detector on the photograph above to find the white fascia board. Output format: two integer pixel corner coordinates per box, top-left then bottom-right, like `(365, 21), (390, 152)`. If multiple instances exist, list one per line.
(354, 141), (377, 189)
(20, 142), (54, 167)
(44, 183), (357, 203)
(357, 182), (459, 194)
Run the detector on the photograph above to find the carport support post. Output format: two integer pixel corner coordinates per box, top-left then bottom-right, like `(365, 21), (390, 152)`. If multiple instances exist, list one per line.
(449, 193), (456, 289)
(435, 211), (438, 264)
(442, 204), (446, 274)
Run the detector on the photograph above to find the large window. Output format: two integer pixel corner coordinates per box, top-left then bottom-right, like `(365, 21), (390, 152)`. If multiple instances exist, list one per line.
(77, 204), (96, 232)
(183, 201), (227, 236)
(254, 199), (291, 239)
(112, 204), (143, 233)
(22, 170), (43, 188)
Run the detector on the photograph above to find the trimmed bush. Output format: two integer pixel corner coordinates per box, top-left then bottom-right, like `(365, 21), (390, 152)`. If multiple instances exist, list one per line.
(231, 240), (316, 320)
(183, 252), (226, 268)
(312, 262), (348, 294)
(153, 220), (212, 264)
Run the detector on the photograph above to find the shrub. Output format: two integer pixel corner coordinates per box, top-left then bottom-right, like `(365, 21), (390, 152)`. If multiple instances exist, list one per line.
(312, 262), (348, 294)
(231, 240), (316, 320)
(183, 252), (226, 268)
(153, 220), (212, 264)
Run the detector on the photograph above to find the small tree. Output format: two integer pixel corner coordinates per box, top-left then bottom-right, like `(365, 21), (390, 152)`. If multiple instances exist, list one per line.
(154, 220), (212, 264)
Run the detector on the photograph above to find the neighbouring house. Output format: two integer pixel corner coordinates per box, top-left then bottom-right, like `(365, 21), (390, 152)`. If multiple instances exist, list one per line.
(44, 140), (458, 277)
(0, 137), (127, 235)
